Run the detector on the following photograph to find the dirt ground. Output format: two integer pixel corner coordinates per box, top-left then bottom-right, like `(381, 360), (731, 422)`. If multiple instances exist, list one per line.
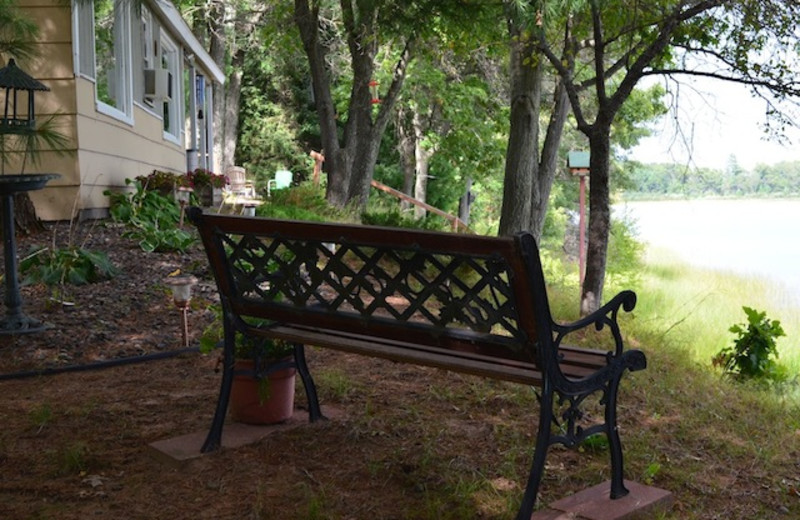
(0, 221), (552, 520)
(0, 220), (796, 519)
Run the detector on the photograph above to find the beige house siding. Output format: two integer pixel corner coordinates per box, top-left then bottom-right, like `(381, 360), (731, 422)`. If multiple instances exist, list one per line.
(13, 0), (222, 221)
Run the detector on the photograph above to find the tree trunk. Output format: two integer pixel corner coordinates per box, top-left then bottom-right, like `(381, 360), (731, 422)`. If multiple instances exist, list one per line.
(220, 49), (245, 171)
(208, 1), (226, 173)
(295, 0), (414, 211)
(396, 109), (415, 212)
(346, 126), (382, 208)
(412, 110), (434, 219)
(295, 0), (351, 207)
(498, 17), (542, 237)
(531, 80), (570, 237)
(10, 193), (45, 236)
(581, 125), (612, 315)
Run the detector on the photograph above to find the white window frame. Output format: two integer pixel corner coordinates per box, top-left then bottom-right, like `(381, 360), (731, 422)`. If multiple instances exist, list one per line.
(159, 32), (182, 143)
(94, 0), (133, 124)
(138, 6), (156, 108)
(72, 0), (96, 79)
(141, 8), (155, 70)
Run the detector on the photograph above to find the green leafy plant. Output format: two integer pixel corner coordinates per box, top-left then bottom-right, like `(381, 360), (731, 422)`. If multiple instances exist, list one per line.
(105, 179), (195, 253)
(642, 462), (662, 485)
(129, 221), (196, 253)
(20, 244), (117, 303)
(187, 168), (227, 190)
(713, 306), (787, 382)
(20, 246), (117, 286)
(135, 170), (186, 197)
(200, 305), (293, 403)
(199, 305), (292, 359)
(29, 403), (53, 434)
(56, 441), (92, 475)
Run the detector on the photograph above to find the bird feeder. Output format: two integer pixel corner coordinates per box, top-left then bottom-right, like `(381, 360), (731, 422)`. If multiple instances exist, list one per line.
(0, 58), (50, 135)
(369, 80), (381, 104)
(0, 59), (59, 334)
(567, 151), (590, 290)
(567, 150), (590, 177)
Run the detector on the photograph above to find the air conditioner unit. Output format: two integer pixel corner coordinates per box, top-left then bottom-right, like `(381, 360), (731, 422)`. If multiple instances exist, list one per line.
(144, 68), (172, 101)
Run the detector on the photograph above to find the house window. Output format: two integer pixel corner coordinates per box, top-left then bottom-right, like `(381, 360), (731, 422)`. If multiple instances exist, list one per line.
(139, 6), (157, 107)
(93, 0), (132, 121)
(160, 33), (181, 141)
(73, 0), (95, 77)
(141, 8), (155, 70)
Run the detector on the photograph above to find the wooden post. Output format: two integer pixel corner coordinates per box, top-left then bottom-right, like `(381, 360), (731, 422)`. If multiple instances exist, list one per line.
(310, 150), (325, 187)
(567, 151), (590, 290)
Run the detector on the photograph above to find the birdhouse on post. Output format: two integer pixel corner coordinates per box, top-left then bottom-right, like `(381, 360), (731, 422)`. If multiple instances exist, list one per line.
(567, 150), (590, 177)
(0, 59), (50, 135)
(568, 150), (590, 290)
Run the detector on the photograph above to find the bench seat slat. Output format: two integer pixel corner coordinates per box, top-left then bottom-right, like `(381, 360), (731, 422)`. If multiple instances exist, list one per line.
(248, 324), (607, 386)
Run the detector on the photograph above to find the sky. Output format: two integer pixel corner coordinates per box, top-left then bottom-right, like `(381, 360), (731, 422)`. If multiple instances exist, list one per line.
(628, 77), (800, 171)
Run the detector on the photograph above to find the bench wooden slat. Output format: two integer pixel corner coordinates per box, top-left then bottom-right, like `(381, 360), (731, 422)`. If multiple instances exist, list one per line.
(247, 324), (608, 386)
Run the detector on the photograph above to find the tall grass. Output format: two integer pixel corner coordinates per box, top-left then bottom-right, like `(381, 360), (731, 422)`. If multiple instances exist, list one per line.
(635, 246), (800, 375)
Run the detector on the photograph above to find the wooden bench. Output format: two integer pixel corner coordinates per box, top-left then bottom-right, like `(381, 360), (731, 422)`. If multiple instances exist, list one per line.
(189, 207), (646, 519)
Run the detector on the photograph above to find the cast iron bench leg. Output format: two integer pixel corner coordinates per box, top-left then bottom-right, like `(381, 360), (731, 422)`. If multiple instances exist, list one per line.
(293, 343), (325, 422)
(606, 374), (630, 499)
(201, 325), (236, 453)
(515, 382), (555, 520)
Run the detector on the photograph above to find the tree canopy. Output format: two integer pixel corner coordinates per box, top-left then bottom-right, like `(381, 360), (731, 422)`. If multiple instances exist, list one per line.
(180, 0), (800, 311)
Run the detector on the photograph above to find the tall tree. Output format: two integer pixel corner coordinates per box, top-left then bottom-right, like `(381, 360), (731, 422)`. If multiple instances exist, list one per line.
(184, 0), (272, 174)
(294, 1), (418, 209)
(393, 36), (506, 221)
(0, 0), (37, 65)
(499, 1), (571, 239)
(533, 0), (800, 312)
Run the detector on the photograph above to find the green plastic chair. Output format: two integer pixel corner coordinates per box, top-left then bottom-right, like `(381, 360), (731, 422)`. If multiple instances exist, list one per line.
(268, 169), (292, 196)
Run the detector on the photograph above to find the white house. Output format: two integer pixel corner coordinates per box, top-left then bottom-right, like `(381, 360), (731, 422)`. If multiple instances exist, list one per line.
(14, 0), (224, 220)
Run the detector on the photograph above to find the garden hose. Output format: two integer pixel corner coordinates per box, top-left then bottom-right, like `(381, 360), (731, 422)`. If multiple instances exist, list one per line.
(0, 346), (199, 381)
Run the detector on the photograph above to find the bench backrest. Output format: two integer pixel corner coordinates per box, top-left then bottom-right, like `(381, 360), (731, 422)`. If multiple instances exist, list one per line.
(189, 209), (554, 366)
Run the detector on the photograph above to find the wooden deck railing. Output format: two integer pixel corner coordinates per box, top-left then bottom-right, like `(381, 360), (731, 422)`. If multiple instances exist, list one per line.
(370, 180), (470, 233)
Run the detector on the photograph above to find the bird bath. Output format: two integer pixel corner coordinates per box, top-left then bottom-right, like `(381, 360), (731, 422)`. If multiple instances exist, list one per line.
(0, 174), (60, 334)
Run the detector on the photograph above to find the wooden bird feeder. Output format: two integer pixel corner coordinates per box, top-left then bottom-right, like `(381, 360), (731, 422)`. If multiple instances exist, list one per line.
(0, 59), (50, 135)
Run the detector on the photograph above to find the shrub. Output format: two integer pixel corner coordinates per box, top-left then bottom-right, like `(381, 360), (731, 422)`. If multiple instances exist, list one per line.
(712, 306), (787, 383)
(105, 179), (195, 253)
(21, 246), (118, 286)
(20, 246), (118, 303)
(135, 170), (185, 196)
(187, 168), (227, 190)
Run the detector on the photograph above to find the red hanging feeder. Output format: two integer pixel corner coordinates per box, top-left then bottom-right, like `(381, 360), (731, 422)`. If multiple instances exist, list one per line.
(369, 80), (381, 104)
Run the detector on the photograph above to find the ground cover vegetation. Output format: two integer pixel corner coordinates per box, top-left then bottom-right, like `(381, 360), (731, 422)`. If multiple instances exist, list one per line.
(104, 179), (196, 253)
(2, 186), (799, 518)
(636, 246), (800, 379)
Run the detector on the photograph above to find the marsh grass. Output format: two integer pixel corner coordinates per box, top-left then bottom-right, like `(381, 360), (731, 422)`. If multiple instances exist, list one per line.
(540, 265), (800, 518)
(635, 247), (800, 375)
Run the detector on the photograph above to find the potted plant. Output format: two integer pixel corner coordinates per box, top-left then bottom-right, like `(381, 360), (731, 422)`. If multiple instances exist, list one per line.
(186, 168), (227, 207)
(200, 309), (296, 425)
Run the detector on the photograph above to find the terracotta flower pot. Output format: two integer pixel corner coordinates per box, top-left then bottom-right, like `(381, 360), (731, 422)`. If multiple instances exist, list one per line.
(230, 359), (296, 425)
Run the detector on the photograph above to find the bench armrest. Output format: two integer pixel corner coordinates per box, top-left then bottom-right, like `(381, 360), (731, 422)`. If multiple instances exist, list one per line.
(551, 290), (638, 359)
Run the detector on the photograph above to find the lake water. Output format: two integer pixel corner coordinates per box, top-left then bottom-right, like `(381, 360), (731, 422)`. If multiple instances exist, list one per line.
(615, 199), (800, 303)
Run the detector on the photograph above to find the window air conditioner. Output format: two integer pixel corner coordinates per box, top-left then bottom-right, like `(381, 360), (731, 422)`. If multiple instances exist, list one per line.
(144, 68), (172, 101)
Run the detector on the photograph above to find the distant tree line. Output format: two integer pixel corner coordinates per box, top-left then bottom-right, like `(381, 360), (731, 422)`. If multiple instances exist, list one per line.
(624, 157), (800, 198)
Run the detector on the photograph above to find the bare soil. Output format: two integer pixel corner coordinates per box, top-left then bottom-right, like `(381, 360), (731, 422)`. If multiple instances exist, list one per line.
(0, 221), (797, 519)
